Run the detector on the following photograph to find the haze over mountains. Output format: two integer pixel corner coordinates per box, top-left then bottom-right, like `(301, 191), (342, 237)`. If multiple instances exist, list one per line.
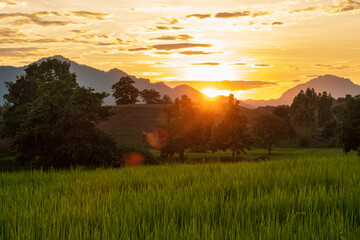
(0, 56), (359, 107)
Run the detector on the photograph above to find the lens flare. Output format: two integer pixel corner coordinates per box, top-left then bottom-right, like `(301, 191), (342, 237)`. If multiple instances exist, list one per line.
(143, 129), (168, 149)
(124, 152), (145, 167)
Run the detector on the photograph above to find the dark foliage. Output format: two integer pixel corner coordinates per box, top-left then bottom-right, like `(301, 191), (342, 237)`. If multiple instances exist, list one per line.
(140, 89), (162, 104)
(159, 95), (215, 162)
(211, 94), (251, 161)
(273, 105), (295, 137)
(2, 59), (120, 168)
(342, 95), (360, 155)
(253, 114), (286, 155)
(112, 76), (139, 105)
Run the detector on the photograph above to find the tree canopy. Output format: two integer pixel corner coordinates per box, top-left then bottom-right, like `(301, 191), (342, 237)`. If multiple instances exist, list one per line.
(253, 114), (286, 155)
(2, 59), (119, 168)
(112, 76), (139, 105)
(140, 89), (162, 104)
(342, 95), (360, 155)
(291, 88), (318, 127)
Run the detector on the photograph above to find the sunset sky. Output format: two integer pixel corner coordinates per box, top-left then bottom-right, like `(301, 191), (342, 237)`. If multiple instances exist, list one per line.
(1, 0), (360, 100)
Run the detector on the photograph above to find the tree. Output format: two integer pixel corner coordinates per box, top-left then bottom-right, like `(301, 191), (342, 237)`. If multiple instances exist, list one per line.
(317, 91), (334, 127)
(160, 95), (196, 162)
(112, 76), (139, 105)
(211, 94), (251, 161)
(341, 95), (360, 155)
(273, 105), (295, 137)
(140, 89), (162, 104)
(2, 59), (119, 168)
(253, 114), (286, 156)
(291, 88), (318, 127)
(162, 94), (172, 104)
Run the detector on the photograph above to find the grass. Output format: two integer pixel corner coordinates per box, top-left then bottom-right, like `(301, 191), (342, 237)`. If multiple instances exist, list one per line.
(0, 149), (360, 239)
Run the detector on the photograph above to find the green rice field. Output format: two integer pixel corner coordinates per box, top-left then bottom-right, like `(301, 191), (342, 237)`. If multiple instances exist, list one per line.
(1, 149), (360, 239)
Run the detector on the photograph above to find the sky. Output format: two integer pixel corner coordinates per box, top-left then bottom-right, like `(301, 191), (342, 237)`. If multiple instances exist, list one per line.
(0, 0), (360, 100)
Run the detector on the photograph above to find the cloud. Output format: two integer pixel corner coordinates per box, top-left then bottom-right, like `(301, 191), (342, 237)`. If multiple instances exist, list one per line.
(151, 34), (194, 41)
(252, 11), (271, 17)
(0, 47), (46, 57)
(152, 26), (184, 31)
(152, 43), (212, 50)
(324, 0), (360, 14)
(313, 64), (352, 70)
(289, 7), (317, 14)
(290, 1), (360, 15)
(165, 80), (276, 91)
(215, 11), (251, 18)
(153, 51), (173, 55)
(179, 50), (219, 55)
(156, 17), (178, 25)
(9, 19), (77, 27)
(191, 62), (221, 66)
(0, 1), (25, 8)
(215, 10), (271, 19)
(128, 47), (150, 52)
(0, 12), (78, 27)
(233, 62), (247, 66)
(272, 22), (284, 25)
(185, 14), (211, 19)
(0, 27), (24, 37)
(0, 11), (109, 27)
(254, 63), (271, 67)
(69, 29), (91, 34)
(71, 11), (109, 20)
(292, 79), (301, 82)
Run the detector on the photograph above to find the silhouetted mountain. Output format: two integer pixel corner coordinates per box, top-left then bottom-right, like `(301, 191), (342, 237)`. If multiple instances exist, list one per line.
(0, 55), (208, 105)
(244, 75), (360, 107)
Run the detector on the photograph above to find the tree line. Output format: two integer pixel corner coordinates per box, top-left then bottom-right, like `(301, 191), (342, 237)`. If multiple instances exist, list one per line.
(144, 85), (360, 161)
(0, 59), (359, 169)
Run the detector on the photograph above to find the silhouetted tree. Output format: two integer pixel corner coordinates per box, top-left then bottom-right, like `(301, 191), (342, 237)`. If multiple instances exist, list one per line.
(211, 94), (251, 161)
(273, 105), (295, 137)
(140, 89), (162, 104)
(160, 95), (195, 162)
(317, 91), (334, 126)
(253, 114), (286, 155)
(341, 95), (360, 155)
(162, 94), (172, 104)
(2, 59), (119, 168)
(291, 88), (318, 127)
(112, 76), (139, 105)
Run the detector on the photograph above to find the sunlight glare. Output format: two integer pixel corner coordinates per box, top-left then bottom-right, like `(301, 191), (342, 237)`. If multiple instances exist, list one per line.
(184, 65), (236, 81)
(201, 88), (231, 98)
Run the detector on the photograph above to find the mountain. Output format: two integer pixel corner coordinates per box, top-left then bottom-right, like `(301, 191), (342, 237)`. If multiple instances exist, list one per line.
(244, 75), (360, 108)
(0, 55), (208, 105)
(2, 58), (358, 108)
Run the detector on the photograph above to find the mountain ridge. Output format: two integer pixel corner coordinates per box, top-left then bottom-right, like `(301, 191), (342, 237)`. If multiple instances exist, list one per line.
(243, 75), (360, 107)
(0, 55), (208, 105)
(1, 56), (359, 107)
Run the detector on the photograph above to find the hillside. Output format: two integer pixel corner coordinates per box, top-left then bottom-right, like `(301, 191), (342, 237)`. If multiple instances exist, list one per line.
(244, 75), (360, 107)
(100, 103), (270, 147)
